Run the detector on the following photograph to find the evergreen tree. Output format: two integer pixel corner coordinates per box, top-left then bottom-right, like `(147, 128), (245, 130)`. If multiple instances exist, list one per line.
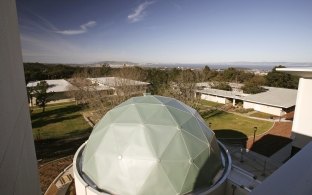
(34, 81), (54, 112)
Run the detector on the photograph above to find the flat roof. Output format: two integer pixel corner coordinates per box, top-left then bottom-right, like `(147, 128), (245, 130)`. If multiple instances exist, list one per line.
(196, 88), (246, 99)
(27, 79), (74, 93)
(277, 67), (312, 78)
(244, 87), (297, 108)
(88, 77), (150, 87)
(197, 87), (297, 108)
(251, 142), (312, 195)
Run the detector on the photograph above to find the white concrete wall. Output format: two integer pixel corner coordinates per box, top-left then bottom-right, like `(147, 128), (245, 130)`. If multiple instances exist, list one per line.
(243, 101), (284, 116)
(0, 0), (41, 194)
(201, 94), (228, 104)
(292, 78), (312, 148)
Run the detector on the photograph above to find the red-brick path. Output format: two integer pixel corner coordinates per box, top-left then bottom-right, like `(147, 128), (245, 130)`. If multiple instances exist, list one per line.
(247, 122), (292, 148)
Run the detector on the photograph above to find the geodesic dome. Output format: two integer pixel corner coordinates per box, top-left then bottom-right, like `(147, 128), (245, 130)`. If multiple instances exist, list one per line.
(82, 95), (223, 195)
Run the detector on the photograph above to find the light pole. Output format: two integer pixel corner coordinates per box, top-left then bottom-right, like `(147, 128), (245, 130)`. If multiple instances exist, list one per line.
(253, 126), (257, 144)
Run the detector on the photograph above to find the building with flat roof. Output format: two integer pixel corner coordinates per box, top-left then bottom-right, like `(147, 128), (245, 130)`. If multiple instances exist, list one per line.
(88, 77), (150, 96)
(243, 87), (297, 116)
(27, 79), (76, 105)
(197, 85), (297, 116)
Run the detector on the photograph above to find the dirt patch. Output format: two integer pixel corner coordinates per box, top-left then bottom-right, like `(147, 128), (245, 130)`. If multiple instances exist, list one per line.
(38, 156), (74, 193)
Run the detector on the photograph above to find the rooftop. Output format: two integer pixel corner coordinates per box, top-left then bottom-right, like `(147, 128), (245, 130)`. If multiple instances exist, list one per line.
(88, 77), (150, 88)
(197, 86), (297, 108)
(27, 79), (74, 93)
(196, 88), (246, 99)
(244, 87), (297, 108)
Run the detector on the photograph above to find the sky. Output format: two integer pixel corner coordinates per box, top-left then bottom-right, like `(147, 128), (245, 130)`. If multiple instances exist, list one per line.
(16, 0), (312, 64)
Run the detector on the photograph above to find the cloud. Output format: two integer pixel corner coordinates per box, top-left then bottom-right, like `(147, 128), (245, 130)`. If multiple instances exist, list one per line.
(128, 1), (155, 23)
(55, 21), (97, 35)
(20, 33), (104, 63)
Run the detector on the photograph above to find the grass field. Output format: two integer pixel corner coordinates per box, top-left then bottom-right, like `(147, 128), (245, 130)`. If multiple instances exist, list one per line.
(31, 102), (91, 140)
(201, 109), (273, 138)
(249, 111), (275, 119)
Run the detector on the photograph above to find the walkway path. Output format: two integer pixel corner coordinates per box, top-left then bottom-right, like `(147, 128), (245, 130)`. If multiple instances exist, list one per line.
(246, 122), (292, 155)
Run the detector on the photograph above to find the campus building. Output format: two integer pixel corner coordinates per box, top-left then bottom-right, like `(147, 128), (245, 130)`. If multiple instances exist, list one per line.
(27, 77), (150, 105)
(88, 77), (150, 96)
(196, 86), (297, 116)
(27, 79), (75, 105)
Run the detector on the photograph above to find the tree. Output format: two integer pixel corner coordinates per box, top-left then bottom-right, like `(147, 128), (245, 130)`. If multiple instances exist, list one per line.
(26, 86), (35, 106)
(34, 81), (54, 112)
(160, 69), (200, 109)
(241, 76), (266, 94)
(67, 68), (149, 121)
(211, 82), (232, 91)
(266, 65), (299, 89)
(241, 83), (266, 94)
(202, 65), (211, 81)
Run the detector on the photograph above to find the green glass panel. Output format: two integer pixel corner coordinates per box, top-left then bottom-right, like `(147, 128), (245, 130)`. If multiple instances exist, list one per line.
(106, 105), (129, 123)
(112, 104), (143, 124)
(153, 95), (173, 104)
(180, 164), (199, 194)
(193, 148), (210, 169)
(123, 127), (156, 159)
(165, 99), (190, 113)
(161, 132), (190, 161)
(136, 104), (178, 126)
(138, 164), (177, 195)
(120, 158), (157, 195)
(132, 96), (162, 104)
(145, 124), (178, 158)
(111, 124), (137, 153)
(197, 119), (215, 142)
(166, 106), (193, 127)
(160, 161), (190, 193)
(181, 131), (208, 159)
(181, 117), (207, 143)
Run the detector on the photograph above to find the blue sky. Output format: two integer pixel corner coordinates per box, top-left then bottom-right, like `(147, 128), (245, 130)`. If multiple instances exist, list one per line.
(17, 0), (312, 64)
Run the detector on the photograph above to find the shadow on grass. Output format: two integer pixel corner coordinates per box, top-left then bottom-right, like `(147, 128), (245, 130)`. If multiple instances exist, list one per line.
(34, 128), (92, 161)
(200, 109), (224, 119)
(214, 129), (248, 148)
(250, 134), (292, 157)
(31, 105), (82, 121)
(32, 114), (81, 128)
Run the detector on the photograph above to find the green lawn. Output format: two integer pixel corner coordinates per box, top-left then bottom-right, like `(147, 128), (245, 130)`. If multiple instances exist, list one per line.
(31, 102), (91, 140)
(249, 111), (275, 119)
(201, 109), (273, 138)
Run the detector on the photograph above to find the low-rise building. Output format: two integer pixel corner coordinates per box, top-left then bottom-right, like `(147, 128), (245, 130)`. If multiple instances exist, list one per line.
(27, 77), (150, 106)
(196, 84), (297, 116)
(27, 79), (75, 105)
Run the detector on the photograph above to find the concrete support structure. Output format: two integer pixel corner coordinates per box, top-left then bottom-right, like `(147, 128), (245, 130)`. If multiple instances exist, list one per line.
(277, 68), (312, 148)
(0, 0), (41, 194)
(292, 78), (312, 148)
(201, 94), (229, 104)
